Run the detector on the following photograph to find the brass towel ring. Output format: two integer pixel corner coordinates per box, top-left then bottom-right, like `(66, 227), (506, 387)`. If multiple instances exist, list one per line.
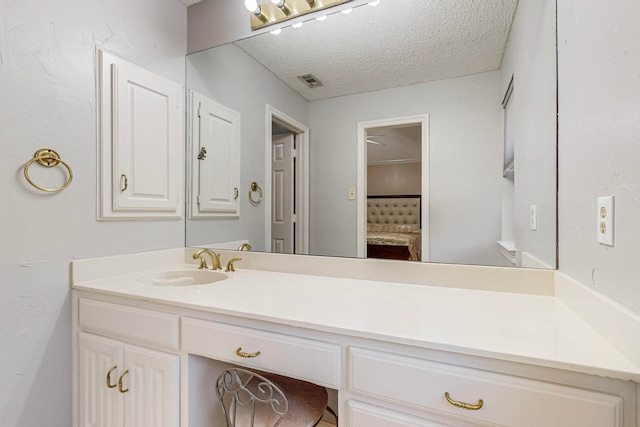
(249, 181), (263, 205)
(23, 149), (73, 193)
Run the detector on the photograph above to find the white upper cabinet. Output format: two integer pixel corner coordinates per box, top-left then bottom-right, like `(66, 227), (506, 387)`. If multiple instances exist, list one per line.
(97, 49), (183, 220)
(189, 91), (241, 219)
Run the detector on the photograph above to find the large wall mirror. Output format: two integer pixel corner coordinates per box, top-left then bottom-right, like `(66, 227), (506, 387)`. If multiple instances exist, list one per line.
(186, 0), (557, 269)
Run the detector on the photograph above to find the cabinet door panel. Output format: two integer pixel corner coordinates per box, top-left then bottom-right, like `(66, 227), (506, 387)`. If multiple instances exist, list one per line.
(189, 91), (241, 218)
(123, 344), (179, 427)
(113, 64), (181, 212)
(349, 401), (476, 427)
(97, 49), (183, 220)
(78, 333), (124, 427)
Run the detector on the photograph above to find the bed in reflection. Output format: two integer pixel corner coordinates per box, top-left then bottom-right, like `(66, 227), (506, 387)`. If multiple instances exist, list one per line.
(367, 196), (422, 261)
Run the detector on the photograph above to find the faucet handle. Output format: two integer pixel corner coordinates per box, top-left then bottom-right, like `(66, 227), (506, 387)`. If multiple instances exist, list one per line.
(197, 256), (208, 270)
(225, 258), (242, 272)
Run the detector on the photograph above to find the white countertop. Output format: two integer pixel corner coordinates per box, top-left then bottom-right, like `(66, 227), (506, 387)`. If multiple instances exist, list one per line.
(72, 262), (640, 382)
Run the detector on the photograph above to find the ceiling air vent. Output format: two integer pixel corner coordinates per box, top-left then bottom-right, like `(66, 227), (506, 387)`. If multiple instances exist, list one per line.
(297, 73), (323, 89)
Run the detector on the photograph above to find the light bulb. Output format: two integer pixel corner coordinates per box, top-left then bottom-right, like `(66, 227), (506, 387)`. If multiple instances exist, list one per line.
(341, 8), (353, 14)
(369, 0), (380, 6)
(270, 28), (282, 35)
(316, 15), (327, 21)
(271, 0), (285, 6)
(244, 0), (259, 13)
(292, 22), (303, 29)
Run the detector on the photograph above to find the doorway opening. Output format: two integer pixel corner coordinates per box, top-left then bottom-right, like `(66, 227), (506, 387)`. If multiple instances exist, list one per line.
(356, 115), (430, 262)
(265, 105), (310, 254)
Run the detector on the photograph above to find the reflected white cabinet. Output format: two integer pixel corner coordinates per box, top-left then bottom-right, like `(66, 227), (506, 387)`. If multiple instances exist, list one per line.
(189, 91), (241, 219)
(97, 49), (183, 220)
(78, 332), (179, 427)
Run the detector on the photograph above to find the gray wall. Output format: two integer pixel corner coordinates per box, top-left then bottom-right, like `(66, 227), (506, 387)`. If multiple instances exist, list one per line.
(186, 44), (309, 251)
(558, 0), (640, 314)
(0, 0), (187, 425)
(500, 0), (557, 268)
(308, 72), (503, 264)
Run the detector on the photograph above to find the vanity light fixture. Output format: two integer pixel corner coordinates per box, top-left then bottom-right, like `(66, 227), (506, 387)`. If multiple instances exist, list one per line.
(271, 0), (291, 15)
(244, 0), (269, 23)
(246, 0), (352, 30)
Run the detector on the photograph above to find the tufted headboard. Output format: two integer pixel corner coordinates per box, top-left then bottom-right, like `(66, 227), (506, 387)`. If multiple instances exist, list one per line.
(367, 195), (421, 228)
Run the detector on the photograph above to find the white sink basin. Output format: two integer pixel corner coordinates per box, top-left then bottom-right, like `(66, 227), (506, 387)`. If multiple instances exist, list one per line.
(142, 269), (228, 286)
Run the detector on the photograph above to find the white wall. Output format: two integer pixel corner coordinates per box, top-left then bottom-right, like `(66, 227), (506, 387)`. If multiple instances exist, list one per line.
(186, 44), (309, 251)
(309, 72), (504, 264)
(0, 1), (187, 425)
(558, 0), (640, 314)
(500, 0), (557, 269)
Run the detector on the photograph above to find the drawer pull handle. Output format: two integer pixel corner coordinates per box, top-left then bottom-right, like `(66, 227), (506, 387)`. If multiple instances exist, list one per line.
(118, 370), (130, 393)
(445, 392), (483, 410)
(106, 365), (118, 389)
(236, 347), (261, 358)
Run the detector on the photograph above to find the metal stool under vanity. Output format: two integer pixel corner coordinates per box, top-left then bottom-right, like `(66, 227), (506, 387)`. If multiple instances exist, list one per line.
(216, 367), (336, 427)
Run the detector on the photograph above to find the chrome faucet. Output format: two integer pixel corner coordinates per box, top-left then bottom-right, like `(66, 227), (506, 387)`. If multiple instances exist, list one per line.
(192, 248), (222, 270)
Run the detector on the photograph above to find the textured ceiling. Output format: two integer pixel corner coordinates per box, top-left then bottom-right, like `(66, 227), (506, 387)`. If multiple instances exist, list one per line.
(234, 0), (518, 101)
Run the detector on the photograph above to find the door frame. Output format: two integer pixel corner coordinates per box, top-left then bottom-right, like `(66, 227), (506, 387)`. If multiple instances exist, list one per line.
(356, 114), (430, 261)
(265, 105), (310, 254)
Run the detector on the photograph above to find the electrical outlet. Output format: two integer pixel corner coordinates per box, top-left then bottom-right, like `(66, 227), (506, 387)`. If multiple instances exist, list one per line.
(530, 205), (537, 231)
(597, 196), (614, 246)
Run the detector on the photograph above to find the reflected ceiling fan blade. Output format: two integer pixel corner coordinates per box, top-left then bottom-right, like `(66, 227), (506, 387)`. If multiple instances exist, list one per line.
(366, 134), (386, 145)
(366, 139), (386, 145)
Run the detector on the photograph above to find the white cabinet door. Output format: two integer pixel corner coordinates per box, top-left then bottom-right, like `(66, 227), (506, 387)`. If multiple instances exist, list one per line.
(98, 49), (183, 220)
(78, 333), (124, 427)
(189, 91), (241, 218)
(123, 344), (180, 427)
(348, 401), (468, 427)
(78, 333), (179, 427)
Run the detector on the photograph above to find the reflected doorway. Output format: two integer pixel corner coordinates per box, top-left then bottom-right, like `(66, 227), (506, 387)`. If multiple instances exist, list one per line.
(265, 106), (310, 254)
(356, 115), (430, 262)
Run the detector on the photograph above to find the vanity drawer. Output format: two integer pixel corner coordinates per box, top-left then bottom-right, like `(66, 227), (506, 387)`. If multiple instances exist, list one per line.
(182, 317), (341, 388)
(78, 298), (179, 349)
(349, 347), (622, 427)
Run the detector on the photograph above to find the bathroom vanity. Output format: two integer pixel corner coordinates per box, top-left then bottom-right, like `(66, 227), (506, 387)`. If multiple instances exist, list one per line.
(72, 249), (640, 427)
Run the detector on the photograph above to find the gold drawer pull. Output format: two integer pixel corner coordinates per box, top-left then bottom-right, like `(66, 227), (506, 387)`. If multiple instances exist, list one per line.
(445, 392), (483, 410)
(118, 370), (130, 393)
(236, 347), (261, 358)
(106, 365), (118, 389)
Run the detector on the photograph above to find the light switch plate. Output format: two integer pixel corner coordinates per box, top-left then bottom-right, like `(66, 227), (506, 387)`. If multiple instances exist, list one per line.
(530, 205), (537, 231)
(597, 196), (614, 246)
(348, 187), (356, 200)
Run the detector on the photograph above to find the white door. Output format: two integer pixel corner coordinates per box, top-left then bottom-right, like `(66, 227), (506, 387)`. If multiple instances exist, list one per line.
(123, 344), (180, 427)
(271, 133), (295, 253)
(78, 332), (124, 427)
